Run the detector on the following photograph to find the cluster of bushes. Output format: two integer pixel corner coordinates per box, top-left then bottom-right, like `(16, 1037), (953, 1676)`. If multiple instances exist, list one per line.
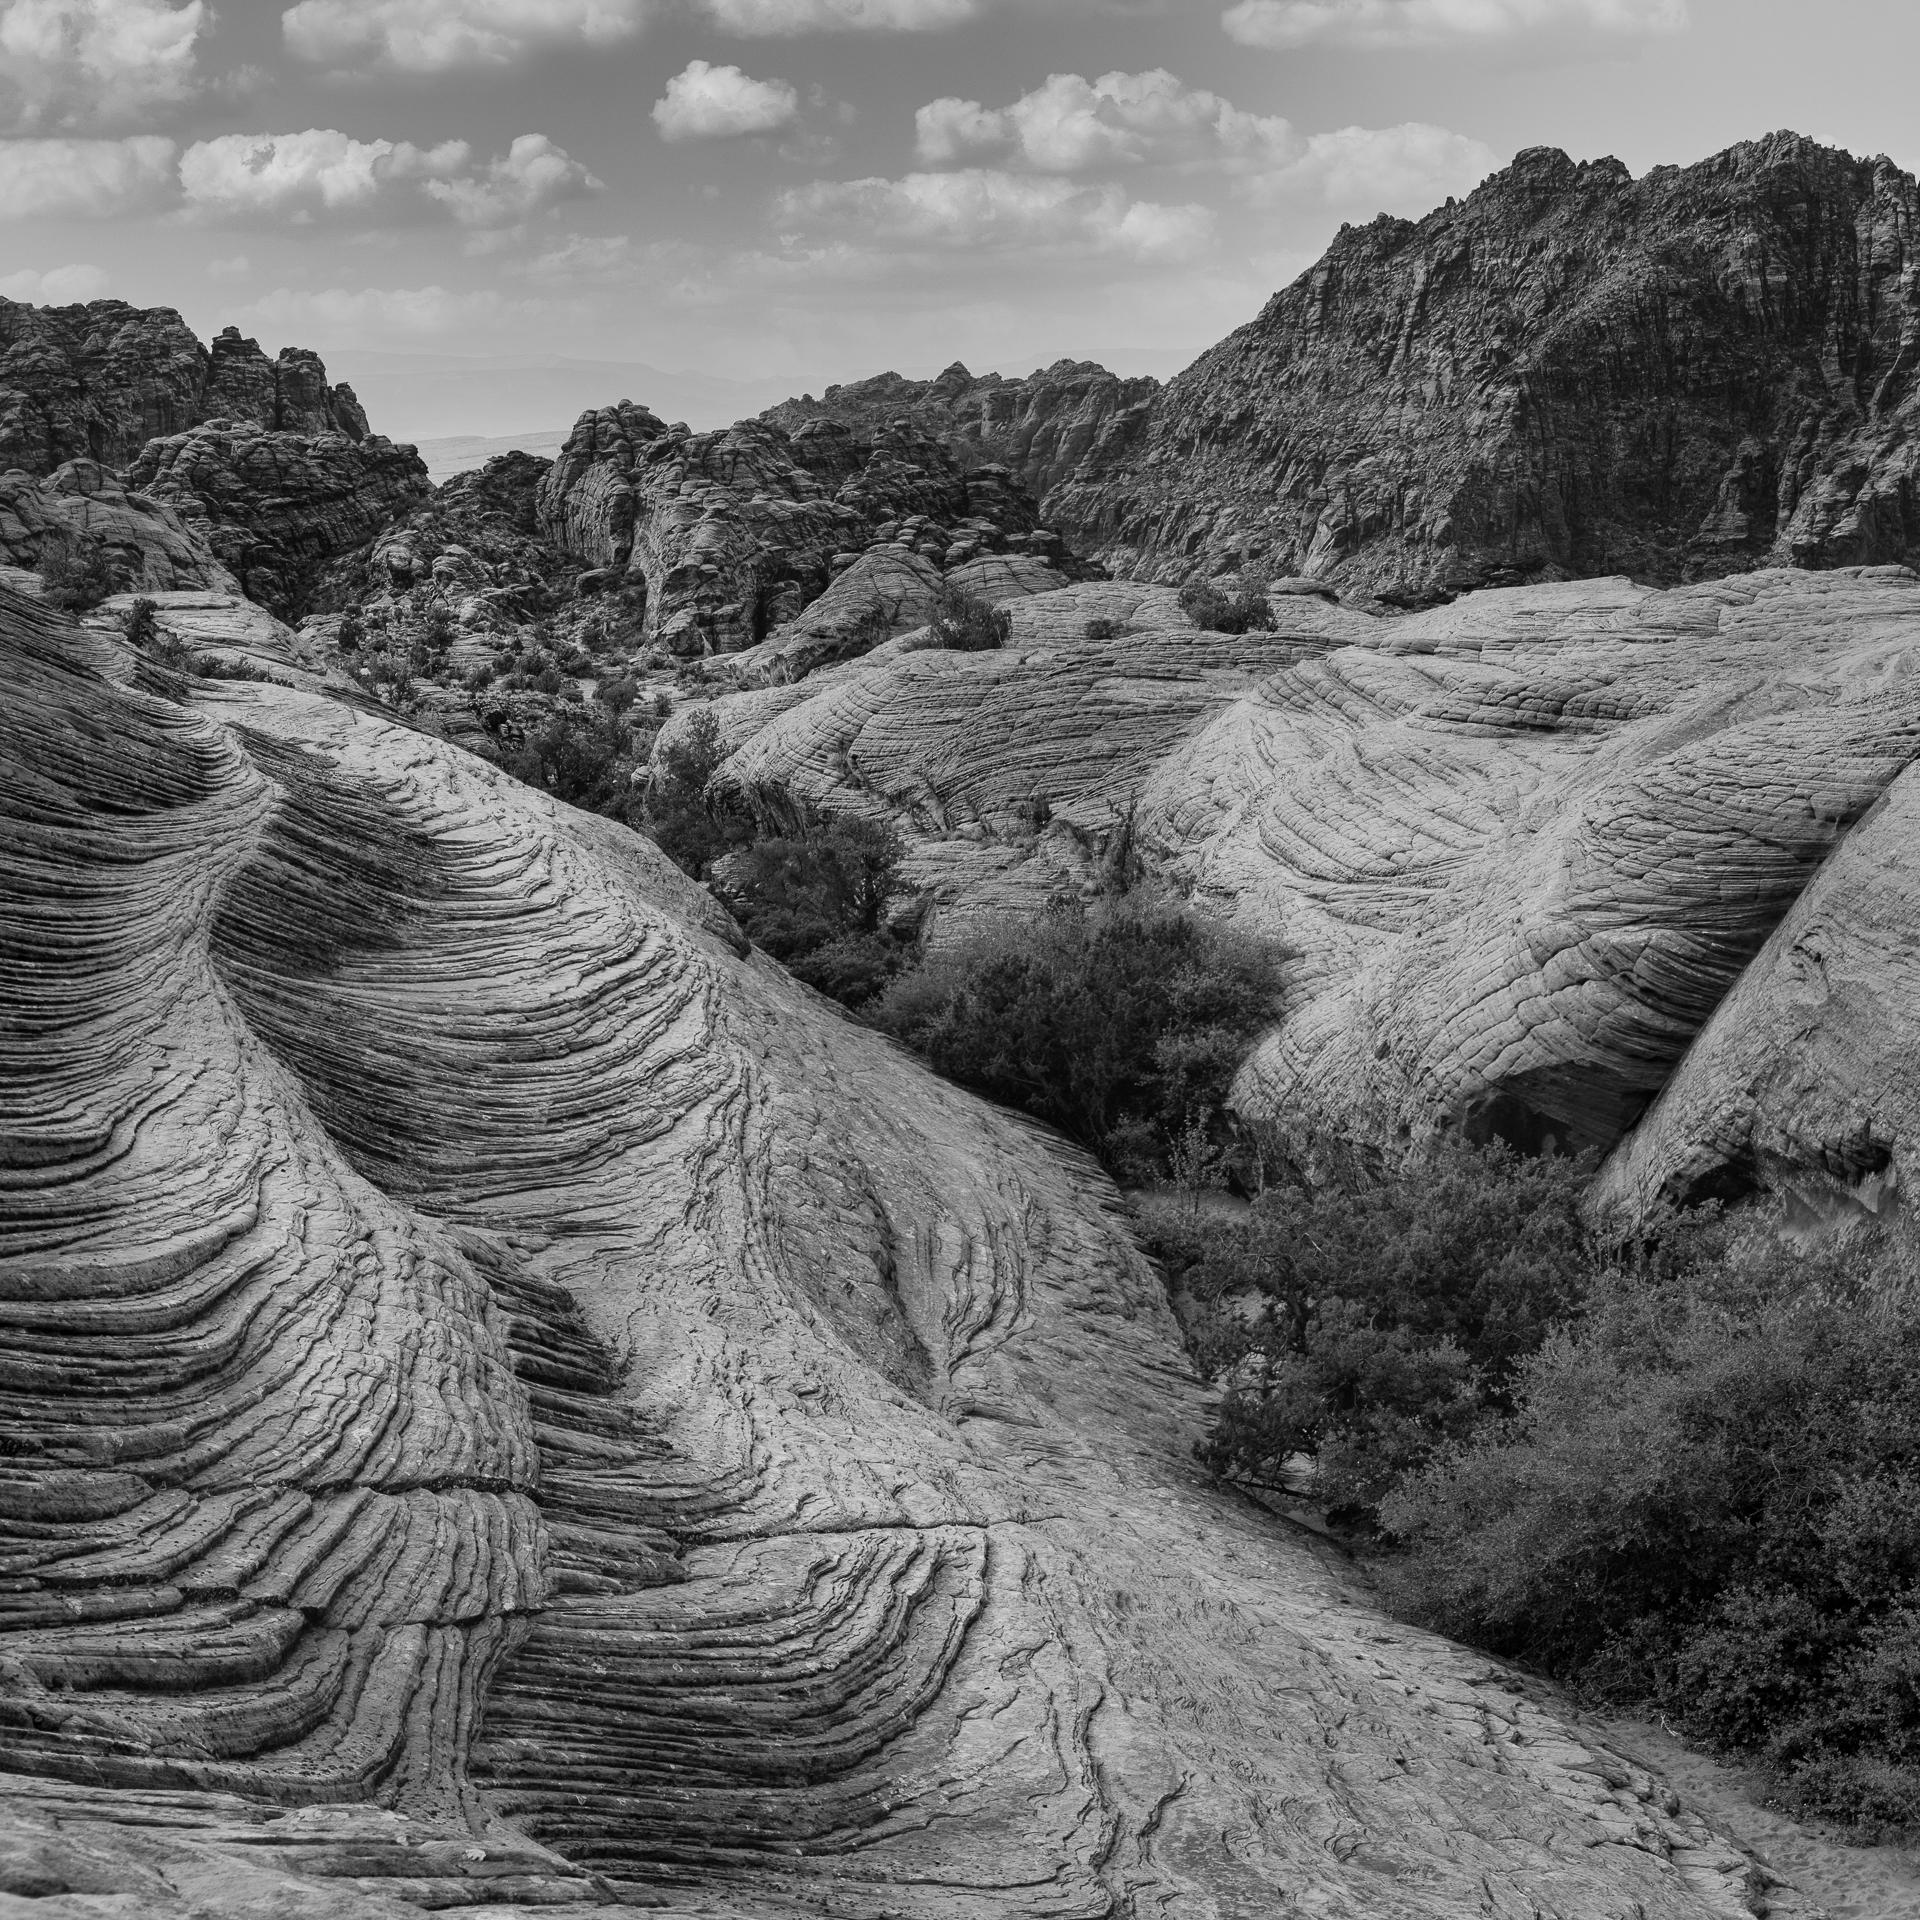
(928, 584), (1011, 652)
(1154, 1129), (1920, 1836)
(870, 900), (1282, 1178)
(40, 532), (116, 612)
(1179, 574), (1276, 635)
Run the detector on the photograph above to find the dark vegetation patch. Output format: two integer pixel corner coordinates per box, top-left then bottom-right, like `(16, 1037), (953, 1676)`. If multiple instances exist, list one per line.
(928, 583), (1011, 652)
(1179, 575), (1276, 635)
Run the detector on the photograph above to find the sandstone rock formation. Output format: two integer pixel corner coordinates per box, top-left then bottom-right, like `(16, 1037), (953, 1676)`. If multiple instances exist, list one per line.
(126, 420), (430, 620)
(1041, 134), (1920, 600)
(695, 565), (1920, 1217)
(0, 303), (368, 476)
(763, 358), (1161, 508)
(0, 460), (237, 594)
(0, 581), (1815, 1916)
(536, 401), (1067, 657)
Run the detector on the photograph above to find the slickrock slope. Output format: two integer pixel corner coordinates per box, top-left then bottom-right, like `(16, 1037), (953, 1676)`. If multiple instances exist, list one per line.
(536, 401), (1067, 657)
(0, 583), (1811, 1916)
(697, 566), (1920, 1212)
(762, 359), (1161, 508)
(0, 460), (238, 594)
(126, 421), (431, 621)
(1049, 134), (1920, 599)
(0, 304), (369, 475)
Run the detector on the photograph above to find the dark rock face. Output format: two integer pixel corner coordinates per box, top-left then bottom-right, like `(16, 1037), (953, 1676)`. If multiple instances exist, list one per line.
(126, 422), (430, 620)
(1047, 133), (1920, 598)
(536, 402), (1061, 655)
(763, 358), (1162, 508)
(0, 302), (368, 477)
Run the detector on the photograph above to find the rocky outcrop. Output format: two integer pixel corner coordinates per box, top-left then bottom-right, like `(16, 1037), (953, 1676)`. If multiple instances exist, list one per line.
(0, 302), (368, 477)
(536, 402), (1067, 657)
(0, 581), (1817, 1916)
(1048, 133), (1920, 600)
(0, 460), (237, 594)
(126, 421), (430, 620)
(763, 358), (1162, 507)
(695, 565), (1920, 1216)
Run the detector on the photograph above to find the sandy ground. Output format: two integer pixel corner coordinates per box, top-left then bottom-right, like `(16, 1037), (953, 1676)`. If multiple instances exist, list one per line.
(1580, 1712), (1920, 1918)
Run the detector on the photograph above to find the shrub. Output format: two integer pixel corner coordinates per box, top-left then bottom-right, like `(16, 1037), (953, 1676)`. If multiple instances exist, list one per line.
(1380, 1222), (1920, 1833)
(870, 898), (1281, 1175)
(1179, 574), (1276, 635)
(929, 584), (1011, 652)
(123, 597), (160, 653)
(40, 531), (115, 612)
(636, 706), (753, 879)
(1151, 1138), (1598, 1516)
(597, 675), (640, 717)
(337, 606), (366, 653)
(1084, 615), (1121, 641)
(496, 703), (634, 815)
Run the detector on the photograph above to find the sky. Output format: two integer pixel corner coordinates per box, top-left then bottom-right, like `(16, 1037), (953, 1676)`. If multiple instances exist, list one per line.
(0, 0), (1915, 440)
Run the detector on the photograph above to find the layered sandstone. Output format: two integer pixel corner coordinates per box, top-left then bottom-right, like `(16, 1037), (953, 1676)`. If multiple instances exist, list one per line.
(0, 302), (368, 476)
(0, 460), (237, 594)
(695, 565), (1920, 1216)
(0, 583), (1810, 1916)
(536, 402), (1062, 657)
(1043, 134), (1920, 599)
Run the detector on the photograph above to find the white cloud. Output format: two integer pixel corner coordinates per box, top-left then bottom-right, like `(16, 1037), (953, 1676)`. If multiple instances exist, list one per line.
(912, 70), (1494, 212)
(281, 0), (650, 72)
(178, 128), (599, 228)
(1222, 0), (1685, 49)
(777, 168), (1213, 262)
(206, 252), (250, 280)
(0, 132), (174, 216)
(698, 0), (976, 28)
(653, 60), (798, 140)
(0, 0), (205, 128)
(0, 260), (109, 300)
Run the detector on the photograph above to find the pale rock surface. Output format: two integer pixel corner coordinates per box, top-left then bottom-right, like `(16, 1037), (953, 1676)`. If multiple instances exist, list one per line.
(0, 461), (238, 594)
(0, 582), (1815, 1916)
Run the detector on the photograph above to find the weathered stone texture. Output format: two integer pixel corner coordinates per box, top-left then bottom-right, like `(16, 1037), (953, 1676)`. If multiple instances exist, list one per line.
(0, 583), (1812, 1915)
(0, 460), (238, 594)
(1046, 134), (1920, 599)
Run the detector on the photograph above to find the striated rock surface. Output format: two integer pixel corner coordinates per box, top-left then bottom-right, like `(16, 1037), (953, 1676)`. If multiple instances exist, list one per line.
(0, 580), (1815, 1916)
(1049, 133), (1920, 600)
(763, 358), (1162, 509)
(0, 302), (368, 477)
(0, 460), (237, 594)
(698, 566), (1920, 1211)
(536, 402), (1068, 658)
(126, 420), (430, 621)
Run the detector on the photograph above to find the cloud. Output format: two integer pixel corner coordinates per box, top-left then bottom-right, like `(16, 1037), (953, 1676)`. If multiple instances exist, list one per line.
(178, 128), (599, 228)
(0, 260), (109, 300)
(1221, 0), (1686, 49)
(0, 132), (174, 216)
(697, 0), (977, 28)
(281, 0), (650, 72)
(777, 168), (1213, 261)
(0, 0), (206, 129)
(912, 70), (1495, 212)
(653, 60), (798, 140)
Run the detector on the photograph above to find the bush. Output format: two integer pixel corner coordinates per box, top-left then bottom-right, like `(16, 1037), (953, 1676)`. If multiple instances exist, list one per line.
(497, 703), (635, 815)
(1150, 1138), (1598, 1516)
(40, 532), (115, 612)
(870, 898), (1281, 1175)
(636, 706), (753, 879)
(1180, 575), (1276, 635)
(715, 811), (912, 1007)
(1380, 1222), (1920, 1833)
(337, 606), (366, 653)
(1084, 615), (1121, 641)
(929, 584), (1011, 652)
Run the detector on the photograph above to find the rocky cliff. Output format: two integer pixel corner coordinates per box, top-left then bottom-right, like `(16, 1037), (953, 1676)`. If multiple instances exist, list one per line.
(0, 304), (369, 475)
(763, 358), (1161, 508)
(535, 401), (1068, 656)
(692, 563), (1920, 1222)
(1039, 134), (1920, 599)
(0, 580), (1813, 1917)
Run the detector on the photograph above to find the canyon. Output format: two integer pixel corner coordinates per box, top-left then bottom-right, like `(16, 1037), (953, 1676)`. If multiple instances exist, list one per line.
(6, 129), (1920, 1916)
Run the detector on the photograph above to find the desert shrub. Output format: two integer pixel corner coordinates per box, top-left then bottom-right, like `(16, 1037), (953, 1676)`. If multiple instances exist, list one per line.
(497, 703), (634, 815)
(337, 606), (365, 653)
(40, 532), (115, 611)
(1179, 574), (1275, 635)
(715, 811), (911, 1007)
(1084, 615), (1121, 641)
(636, 706), (753, 878)
(1381, 1222), (1920, 1833)
(870, 899), (1281, 1174)
(1149, 1138), (1599, 1517)
(929, 584), (1011, 652)
(597, 675), (639, 717)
